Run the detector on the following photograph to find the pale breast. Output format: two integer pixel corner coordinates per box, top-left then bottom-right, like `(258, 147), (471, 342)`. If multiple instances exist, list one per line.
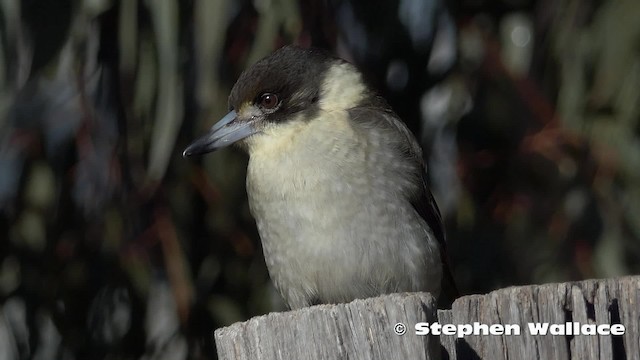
(245, 111), (442, 308)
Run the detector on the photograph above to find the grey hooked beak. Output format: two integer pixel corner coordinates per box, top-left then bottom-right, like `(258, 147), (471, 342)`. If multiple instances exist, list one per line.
(183, 110), (257, 157)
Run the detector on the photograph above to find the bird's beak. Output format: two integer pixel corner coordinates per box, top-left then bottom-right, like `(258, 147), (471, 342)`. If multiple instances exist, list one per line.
(183, 110), (258, 157)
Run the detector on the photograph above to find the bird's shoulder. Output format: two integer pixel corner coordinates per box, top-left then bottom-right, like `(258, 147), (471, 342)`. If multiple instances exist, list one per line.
(347, 101), (446, 247)
(346, 100), (424, 163)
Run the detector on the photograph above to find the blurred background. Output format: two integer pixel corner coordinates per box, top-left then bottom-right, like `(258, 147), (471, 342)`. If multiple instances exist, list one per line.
(0, 0), (639, 358)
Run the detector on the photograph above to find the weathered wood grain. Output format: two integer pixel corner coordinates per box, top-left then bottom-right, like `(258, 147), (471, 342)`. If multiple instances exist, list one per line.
(438, 276), (639, 360)
(215, 293), (439, 360)
(215, 276), (639, 359)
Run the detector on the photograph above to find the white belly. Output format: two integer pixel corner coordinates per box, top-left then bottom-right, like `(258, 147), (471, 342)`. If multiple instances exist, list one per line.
(248, 189), (441, 309)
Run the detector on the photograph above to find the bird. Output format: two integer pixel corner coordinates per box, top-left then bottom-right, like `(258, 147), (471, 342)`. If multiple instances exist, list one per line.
(184, 45), (456, 309)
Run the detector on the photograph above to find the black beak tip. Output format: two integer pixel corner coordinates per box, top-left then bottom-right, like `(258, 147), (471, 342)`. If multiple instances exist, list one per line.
(182, 140), (211, 158)
(183, 143), (202, 158)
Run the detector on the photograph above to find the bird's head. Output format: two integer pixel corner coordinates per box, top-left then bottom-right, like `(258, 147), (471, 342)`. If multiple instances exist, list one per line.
(183, 45), (372, 157)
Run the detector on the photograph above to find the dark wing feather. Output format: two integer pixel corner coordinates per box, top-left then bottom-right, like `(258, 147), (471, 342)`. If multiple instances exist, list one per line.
(414, 178), (459, 307)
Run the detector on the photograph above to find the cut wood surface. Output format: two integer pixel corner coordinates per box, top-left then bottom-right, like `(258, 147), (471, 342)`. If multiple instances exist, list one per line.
(215, 276), (640, 360)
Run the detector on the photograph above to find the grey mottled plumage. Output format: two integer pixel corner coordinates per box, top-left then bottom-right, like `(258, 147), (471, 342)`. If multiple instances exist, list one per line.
(184, 46), (455, 309)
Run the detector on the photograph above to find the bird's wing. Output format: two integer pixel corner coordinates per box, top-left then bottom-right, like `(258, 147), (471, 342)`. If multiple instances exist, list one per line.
(347, 105), (445, 244)
(348, 104), (458, 305)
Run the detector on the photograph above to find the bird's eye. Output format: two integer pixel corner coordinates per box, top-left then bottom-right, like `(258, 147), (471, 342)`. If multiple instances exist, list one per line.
(259, 93), (279, 109)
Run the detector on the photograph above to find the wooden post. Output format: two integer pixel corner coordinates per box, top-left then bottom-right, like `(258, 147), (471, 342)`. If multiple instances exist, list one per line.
(439, 276), (639, 360)
(214, 293), (440, 360)
(215, 276), (640, 359)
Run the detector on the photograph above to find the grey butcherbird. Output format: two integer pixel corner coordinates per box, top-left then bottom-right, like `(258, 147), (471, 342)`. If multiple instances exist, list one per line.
(184, 45), (457, 309)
